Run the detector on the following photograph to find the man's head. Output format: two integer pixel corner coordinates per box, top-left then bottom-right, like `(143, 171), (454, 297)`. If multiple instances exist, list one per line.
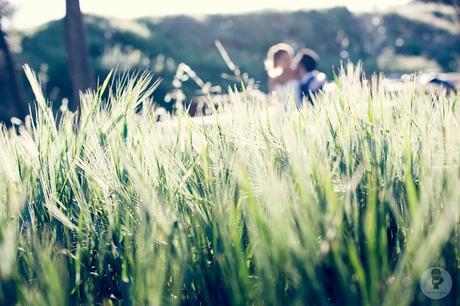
(296, 49), (319, 77)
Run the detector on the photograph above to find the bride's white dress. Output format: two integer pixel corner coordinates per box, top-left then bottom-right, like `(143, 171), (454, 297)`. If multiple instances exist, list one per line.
(273, 79), (301, 108)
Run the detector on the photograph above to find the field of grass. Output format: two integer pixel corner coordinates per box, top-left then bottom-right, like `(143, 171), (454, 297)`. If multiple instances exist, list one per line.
(0, 65), (458, 305)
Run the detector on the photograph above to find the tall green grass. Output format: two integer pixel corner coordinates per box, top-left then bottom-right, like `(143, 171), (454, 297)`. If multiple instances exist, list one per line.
(0, 65), (458, 305)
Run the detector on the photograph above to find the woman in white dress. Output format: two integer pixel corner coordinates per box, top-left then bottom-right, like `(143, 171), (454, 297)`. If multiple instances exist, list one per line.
(265, 43), (300, 108)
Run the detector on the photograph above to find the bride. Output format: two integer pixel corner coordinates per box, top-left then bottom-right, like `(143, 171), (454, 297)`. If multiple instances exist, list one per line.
(265, 43), (300, 107)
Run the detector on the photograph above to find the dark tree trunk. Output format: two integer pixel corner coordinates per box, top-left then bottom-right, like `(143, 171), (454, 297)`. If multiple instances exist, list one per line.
(0, 23), (27, 121)
(64, 0), (92, 111)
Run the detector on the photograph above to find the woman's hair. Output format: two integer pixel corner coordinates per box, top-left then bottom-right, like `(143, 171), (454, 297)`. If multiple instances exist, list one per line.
(264, 43), (294, 78)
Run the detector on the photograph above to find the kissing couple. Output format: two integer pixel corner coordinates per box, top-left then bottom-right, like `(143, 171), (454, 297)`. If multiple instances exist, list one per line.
(266, 43), (326, 108)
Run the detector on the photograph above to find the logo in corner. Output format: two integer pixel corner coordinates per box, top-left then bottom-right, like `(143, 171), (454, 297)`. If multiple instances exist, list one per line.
(420, 267), (452, 300)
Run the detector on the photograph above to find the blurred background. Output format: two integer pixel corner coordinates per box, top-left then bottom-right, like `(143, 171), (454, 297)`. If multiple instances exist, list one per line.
(0, 0), (459, 123)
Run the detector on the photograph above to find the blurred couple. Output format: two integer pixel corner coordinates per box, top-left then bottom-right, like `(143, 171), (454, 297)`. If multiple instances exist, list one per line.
(265, 43), (326, 108)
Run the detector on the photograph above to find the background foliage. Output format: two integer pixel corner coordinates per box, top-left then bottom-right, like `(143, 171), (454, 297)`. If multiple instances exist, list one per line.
(6, 4), (460, 111)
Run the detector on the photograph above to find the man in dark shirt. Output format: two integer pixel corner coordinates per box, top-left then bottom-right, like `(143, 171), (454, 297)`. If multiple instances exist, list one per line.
(295, 49), (326, 106)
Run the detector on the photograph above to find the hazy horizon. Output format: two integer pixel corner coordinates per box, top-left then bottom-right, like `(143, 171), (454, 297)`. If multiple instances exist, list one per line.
(7, 0), (412, 30)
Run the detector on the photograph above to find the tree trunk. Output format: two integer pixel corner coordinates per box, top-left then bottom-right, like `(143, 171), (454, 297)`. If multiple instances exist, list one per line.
(0, 23), (27, 120)
(64, 0), (92, 111)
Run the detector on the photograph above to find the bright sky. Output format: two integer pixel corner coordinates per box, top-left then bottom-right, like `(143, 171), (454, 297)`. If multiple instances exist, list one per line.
(8, 0), (411, 29)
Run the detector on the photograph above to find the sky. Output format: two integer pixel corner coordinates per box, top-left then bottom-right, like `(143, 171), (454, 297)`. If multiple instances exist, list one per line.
(7, 0), (412, 30)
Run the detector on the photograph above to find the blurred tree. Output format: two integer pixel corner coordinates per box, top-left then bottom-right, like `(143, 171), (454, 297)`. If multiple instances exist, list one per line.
(419, 0), (459, 5)
(421, 0), (457, 3)
(64, 0), (92, 111)
(419, 0), (460, 20)
(0, 0), (27, 122)
(13, 5), (460, 109)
